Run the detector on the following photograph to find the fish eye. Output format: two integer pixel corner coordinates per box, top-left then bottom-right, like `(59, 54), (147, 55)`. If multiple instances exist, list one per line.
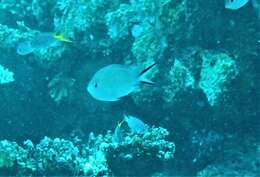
(94, 83), (98, 88)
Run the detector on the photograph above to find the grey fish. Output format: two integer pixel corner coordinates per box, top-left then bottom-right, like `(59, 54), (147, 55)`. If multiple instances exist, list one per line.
(16, 32), (71, 55)
(87, 63), (157, 101)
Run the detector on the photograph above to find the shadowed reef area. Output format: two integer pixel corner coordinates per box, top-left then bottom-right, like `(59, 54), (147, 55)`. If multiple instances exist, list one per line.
(0, 0), (259, 176)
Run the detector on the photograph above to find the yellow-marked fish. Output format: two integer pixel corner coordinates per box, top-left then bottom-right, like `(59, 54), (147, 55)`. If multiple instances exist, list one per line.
(87, 63), (157, 101)
(112, 120), (124, 143)
(17, 32), (72, 55)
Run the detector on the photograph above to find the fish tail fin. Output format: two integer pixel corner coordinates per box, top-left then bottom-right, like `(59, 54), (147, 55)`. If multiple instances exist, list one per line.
(53, 33), (73, 43)
(139, 62), (157, 85)
(118, 119), (125, 127)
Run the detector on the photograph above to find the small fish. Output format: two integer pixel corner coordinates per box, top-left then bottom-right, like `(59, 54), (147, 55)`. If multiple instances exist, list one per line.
(225, 0), (250, 10)
(124, 115), (148, 134)
(16, 32), (72, 55)
(112, 120), (124, 143)
(87, 63), (157, 101)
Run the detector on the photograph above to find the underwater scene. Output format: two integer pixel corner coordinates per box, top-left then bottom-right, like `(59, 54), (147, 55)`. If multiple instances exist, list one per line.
(0, 0), (259, 176)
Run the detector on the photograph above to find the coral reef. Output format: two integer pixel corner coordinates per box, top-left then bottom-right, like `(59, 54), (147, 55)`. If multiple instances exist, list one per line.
(132, 49), (238, 107)
(184, 130), (224, 172)
(197, 147), (260, 177)
(0, 140), (19, 168)
(0, 0), (240, 104)
(0, 24), (34, 52)
(198, 51), (238, 106)
(0, 0), (32, 19)
(0, 64), (14, 84)
(0, 126), (175, 176)
(106, 127), (175, 176)
(108, 0), (170, 65)
(48, 73), (75, 103)
(162, 59), (195, 103)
